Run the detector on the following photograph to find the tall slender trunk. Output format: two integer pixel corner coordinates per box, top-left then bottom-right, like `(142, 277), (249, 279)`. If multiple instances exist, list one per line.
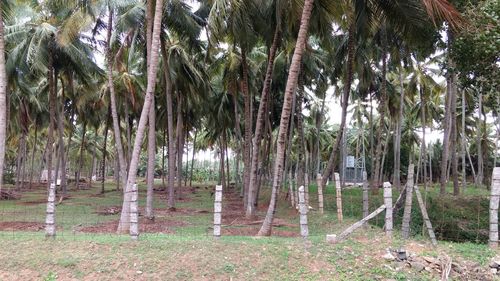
(371, 25), (388, 192)
(76, 121), (87, 188)
(117, 0), (164, 234)
(321, 24), (355, 187)
(315, 95), (326, 175)
(450, 77), (459, 195)
(258, 0), (315, 236)
(101, 106), (110, 193)
(296, 73), (306, 189)
(106, 7), (127, 191)
(161, 41), (176, 209)
(246, 27), (281, 217)
(161, 128), (166, 187)
(56, 87), (67, 195)
(440, 29), (455, 194)
(394, 63), (405, 190)
(46, 56), (56, 189)
(476, 90), (484, 186)
(146, 96), (156, 219)
(15, 131), (27, 190)
(0, 4), (8, 194)
(176, 94), (184, 200)
(29, 121), (38, 189)
(189, 129), (197, 187)
(231, 92), (243, 197)
(420, 87), (427, 191)
(241, 48), (252, 211)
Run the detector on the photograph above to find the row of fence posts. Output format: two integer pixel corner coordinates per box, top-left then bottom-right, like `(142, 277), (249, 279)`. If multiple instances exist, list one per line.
(41, 167), (500, 246)
(44, 183), (139, 239)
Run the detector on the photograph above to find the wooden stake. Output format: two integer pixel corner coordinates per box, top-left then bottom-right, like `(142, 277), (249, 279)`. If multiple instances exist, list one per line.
(489, 167), (500, 248)
(384, 183), (393, 237)
(402, 164), (415, 239)
(414, 185), (437, 246)
(316, 174), (324, 214)
(327, 204), (386, 244)
(130, 184), (139, 240)
(334, 172), (343, 222)
(214, 185), (223, 238)
(45, 183), (56, 238)
(298, 185), (309, 238)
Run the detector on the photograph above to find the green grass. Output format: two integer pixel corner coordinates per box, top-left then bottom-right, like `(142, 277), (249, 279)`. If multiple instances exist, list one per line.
(0, 180), (497, 280)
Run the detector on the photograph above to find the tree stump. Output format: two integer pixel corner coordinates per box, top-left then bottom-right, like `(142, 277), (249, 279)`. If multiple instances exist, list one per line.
(489, 167), (500, 248)
(213, 185), (223, 238)
(45, 183), (56, 238)
(298, 186), (309, 238)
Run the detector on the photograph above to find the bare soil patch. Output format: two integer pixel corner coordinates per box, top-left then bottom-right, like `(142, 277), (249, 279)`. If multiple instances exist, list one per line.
(17, 199), (46, 205)
(0, 221), (45, 231)
(75, 218), (188, 234)
(222, 226), (300, 237)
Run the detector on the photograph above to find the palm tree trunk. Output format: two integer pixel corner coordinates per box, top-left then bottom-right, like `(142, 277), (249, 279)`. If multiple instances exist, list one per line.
(258, 0), (315, 236)
(440, 30), (456, 195)
(101, 105), (111, 193)
(476, 90), (483, 186)
(321, 24), (355, 188)
(420, 87), (428, 191)
(117, 0), (164, 234)
(46, 56), (56, 189)
(176, 94), (184, 200)
(106, 7), (127, 191)
(0, 4), (8, 194)
(56, 89), (67, 195)
(241, 48), (252, 211)
(461, 90), (466, 190)
(231, 92), (243, 197)
(246, 27), (281, 218)
(296, 73), (306, 189)
(15, 131), (27, 190)
(189, 129), (197, 187)
(76, 121), (87, 188)
(146, 96), (156, 219)
(450, 77), (459, 195)
(371, 25), (388, 192)
(394, 64), (405, 190)
(161, 42), (176, 209)
(29, 121), (38, 189)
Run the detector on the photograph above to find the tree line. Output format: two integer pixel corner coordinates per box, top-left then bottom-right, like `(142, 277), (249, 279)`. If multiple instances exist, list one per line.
(0, 0), (498, 235)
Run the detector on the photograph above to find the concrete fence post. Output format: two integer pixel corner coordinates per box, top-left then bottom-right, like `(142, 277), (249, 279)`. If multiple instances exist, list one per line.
(214, 185), (223, 238)
(45, 183), (56, 238)
(334, 173), (343, 222)
(489, 167), (500, 248)
(384, 182), (393, 237)
(130, 184), (139, 240)
(298, 186), (309, 238)
(316, 174), (324, 214)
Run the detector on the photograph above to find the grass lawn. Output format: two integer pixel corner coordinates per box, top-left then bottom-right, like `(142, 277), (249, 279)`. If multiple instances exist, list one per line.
(0, 180), (497, 280)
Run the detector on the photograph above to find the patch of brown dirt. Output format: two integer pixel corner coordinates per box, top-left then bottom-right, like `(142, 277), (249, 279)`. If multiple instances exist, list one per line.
(17, 199), (47, 205)
(75, 218), (188, 234)
(154, 208), (210, 216)
(0, 221), (45, 231)
(95, 206), (121, 215)
(222, 226), (300, 237)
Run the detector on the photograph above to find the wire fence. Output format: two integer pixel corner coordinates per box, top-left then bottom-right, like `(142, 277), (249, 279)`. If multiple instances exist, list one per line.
(0, 179), (495, 244)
